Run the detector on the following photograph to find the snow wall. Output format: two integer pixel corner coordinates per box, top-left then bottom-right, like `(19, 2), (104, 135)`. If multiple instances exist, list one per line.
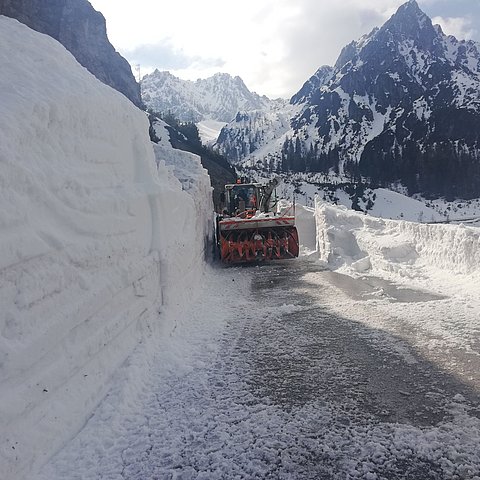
(294, 204), (317, 254)
(314, 200), (480, 291)
(0, 17), (212, 480)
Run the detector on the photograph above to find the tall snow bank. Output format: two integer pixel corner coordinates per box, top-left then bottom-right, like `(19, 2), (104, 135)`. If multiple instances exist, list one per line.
(152, 119), (214, 300)
(315, 200), (480, 295)
(0, 17), (212, 480)
(294, 204), (317, 254)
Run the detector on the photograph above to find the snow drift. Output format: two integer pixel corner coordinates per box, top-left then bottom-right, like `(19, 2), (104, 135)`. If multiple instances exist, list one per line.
(314, 200), (480, 296)
(0, 16), (212, 480)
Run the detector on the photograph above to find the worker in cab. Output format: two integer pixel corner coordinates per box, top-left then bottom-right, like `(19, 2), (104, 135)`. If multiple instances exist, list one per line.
(249, 192), (257, 208)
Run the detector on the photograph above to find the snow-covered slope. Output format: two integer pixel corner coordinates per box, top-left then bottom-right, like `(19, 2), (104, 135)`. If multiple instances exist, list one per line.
(196, 119), (229, 145)
(141, 70), (272, 123)
(215, 100), (299, 164)
(0, 16), (212, 480)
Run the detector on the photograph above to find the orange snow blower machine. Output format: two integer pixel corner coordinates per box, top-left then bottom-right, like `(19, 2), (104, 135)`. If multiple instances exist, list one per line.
(216, 177), (299, 264)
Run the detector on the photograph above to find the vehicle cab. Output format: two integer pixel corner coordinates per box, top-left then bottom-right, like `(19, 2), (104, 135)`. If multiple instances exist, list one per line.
(223, 183), (263, 216)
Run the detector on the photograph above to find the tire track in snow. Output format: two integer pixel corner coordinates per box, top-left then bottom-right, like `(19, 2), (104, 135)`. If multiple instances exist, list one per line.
(36, 262), (480, 479)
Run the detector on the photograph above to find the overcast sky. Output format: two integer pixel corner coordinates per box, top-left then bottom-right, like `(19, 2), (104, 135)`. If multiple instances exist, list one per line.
(89, 0), (480, 99)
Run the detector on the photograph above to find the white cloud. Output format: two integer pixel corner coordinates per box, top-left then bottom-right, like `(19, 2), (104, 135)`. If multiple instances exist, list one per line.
(124, 40), (224, 72)
(89, 0), (480, 99)
(241, 0), (406, 97)
(431, 15), (476, 39)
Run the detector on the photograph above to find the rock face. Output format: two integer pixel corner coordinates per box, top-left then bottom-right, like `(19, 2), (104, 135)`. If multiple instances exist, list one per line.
(0, 0), (142, 108)
(290, 65), (334, 105)
(142, 70), (272, 123)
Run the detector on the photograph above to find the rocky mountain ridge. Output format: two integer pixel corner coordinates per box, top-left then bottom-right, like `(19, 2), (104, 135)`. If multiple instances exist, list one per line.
(141, 70), (275, 123)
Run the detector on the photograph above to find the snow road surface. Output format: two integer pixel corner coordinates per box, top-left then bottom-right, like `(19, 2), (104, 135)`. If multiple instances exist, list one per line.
(36, 261), (480, 479)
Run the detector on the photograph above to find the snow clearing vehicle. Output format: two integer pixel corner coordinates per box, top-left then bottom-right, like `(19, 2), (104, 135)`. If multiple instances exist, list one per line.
(216, 178), (299, 264)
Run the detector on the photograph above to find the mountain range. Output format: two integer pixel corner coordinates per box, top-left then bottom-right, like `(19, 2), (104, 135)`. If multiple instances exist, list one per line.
(215, 0), (480, 199)
(141, 70), (277, 123)
(6, 0), (479, 200)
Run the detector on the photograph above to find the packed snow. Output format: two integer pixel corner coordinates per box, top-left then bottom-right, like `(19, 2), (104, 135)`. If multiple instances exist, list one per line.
(34, 244), (480, 480)
(0, 17), (212, 480)
(196, 120), (227, 145)
(314, 200), (480, 298)
(29, 190), (480, 479)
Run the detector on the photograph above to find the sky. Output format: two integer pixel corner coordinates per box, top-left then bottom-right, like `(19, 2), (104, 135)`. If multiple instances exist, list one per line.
(89, 0), (480, 99)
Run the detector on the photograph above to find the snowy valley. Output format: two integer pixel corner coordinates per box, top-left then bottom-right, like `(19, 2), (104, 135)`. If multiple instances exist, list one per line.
(1, 0), (480, 479)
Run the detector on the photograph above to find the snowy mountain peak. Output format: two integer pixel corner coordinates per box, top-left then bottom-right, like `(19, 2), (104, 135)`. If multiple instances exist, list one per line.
(395, 0), (425, 20)
(152, 69), (173, 77)
(141, 70), (272, 123)
(392, 0), (428, 23)
(382, 0), (436, 46)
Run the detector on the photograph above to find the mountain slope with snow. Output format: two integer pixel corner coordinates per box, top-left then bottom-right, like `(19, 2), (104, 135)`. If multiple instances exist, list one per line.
(217, 0), (480, 200)
(289, 0), (480, 198)
(215, 100), (299, 164)
(0, 16), (211, 480)
(142, 70), (273, 123)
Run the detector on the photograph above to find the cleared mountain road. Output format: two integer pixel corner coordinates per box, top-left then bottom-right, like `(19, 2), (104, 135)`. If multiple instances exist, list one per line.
(37, 260), (480, 479)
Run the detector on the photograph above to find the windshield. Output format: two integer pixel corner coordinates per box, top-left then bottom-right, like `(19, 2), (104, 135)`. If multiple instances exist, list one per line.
(230, 186), (257, 210)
